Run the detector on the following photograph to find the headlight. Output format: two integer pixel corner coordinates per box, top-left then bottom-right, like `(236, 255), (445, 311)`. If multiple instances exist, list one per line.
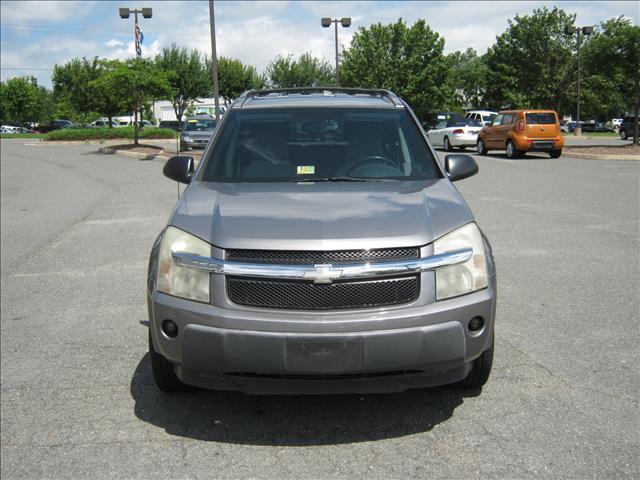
(157, 226), (210, 302)
(182, 135), (193, 142)
(433, 222), (488, 300)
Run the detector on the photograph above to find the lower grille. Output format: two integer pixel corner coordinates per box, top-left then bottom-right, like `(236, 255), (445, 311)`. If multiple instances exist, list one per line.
(227, 275), (419, 310)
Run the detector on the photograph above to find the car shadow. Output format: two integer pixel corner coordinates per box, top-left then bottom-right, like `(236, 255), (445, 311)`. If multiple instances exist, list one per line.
(130, 353), (479, 446)
(482, 152), (555, 161)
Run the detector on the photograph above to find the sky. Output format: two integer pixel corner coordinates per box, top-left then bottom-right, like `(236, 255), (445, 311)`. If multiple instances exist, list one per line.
(1, 0), (638, 88)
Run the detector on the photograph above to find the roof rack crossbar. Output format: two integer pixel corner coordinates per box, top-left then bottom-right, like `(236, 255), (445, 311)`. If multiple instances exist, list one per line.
(238, 87), (404, 108)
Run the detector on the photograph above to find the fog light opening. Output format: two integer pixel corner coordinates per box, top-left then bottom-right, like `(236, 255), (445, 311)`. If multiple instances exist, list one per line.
(468, 316), (484, 332)
(161, 319), (179, 338)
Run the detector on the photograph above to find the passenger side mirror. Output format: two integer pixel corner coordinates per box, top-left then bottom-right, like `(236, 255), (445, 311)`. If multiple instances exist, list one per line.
(445, 154), (478, 181)
(163, 156), (194, 184)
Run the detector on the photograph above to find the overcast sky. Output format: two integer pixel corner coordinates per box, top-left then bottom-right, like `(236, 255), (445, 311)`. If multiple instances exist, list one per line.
(1, 0), (638, 88)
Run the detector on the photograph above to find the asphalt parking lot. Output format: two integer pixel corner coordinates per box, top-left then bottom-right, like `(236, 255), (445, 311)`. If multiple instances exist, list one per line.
(1, 139), (638, 479)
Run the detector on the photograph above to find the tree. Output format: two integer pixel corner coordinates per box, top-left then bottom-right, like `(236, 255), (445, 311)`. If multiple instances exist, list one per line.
(88, 60), (130, 127)
(484, 7), (576, 112)
(52, 57), (102, 121)
(214, 56), (264, 105)
(446, 48), (488, 110)
(155, 44), (210, 122)
(90, 59), (170, 144)
(0, 76), (40, 125)
(340, 19), (451, 119)
(266, 52), (334, 88)
(582, 17), (640, 144)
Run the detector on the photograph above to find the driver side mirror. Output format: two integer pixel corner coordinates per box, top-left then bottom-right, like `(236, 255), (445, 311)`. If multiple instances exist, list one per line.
(163, 156), (194, 184)
(445, 154), (478, 181)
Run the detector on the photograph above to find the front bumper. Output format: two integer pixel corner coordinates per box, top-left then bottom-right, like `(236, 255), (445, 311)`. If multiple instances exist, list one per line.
(148, 276), (497, 394)
(180, 138), (209, 149)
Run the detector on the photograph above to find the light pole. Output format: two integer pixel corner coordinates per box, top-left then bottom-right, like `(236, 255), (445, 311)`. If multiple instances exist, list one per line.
(208, 0), (220, 121)
(119, 7), (152, 144)
(321, 17), (351, 86)
(565, 24), (593, 137)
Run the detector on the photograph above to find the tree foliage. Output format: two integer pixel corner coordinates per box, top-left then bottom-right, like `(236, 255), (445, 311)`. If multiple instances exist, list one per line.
(0, 76), (42, 124)
(266, 52), (334, 88)
(155, 44), (210, 122)
(446, 48), (488, 110)
(52, 57), (102, 120)
(340, 19), (450, 118)
(484, 7), (577, 111)
(90, 59), (170, 143)
(582, 17), (640, 142)
(215, 56), (264, 105)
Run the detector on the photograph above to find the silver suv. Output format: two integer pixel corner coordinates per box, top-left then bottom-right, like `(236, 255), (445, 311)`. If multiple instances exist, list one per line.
(180, 115), (217, 150)
(148, 88), (496, 394)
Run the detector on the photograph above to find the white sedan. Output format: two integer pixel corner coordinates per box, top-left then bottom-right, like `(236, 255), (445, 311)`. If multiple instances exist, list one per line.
(426, 118), (484, 151)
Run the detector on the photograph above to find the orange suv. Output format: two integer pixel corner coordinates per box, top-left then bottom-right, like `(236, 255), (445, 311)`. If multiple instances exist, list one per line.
(477, 110), (564, 159)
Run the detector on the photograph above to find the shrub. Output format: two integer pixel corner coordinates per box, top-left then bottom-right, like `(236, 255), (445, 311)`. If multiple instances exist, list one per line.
(45, 126), (176, 141)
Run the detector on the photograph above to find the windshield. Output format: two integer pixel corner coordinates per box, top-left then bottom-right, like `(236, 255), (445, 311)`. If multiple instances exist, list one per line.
(184, 119), (217, 131)
(201, 108), (440, 182)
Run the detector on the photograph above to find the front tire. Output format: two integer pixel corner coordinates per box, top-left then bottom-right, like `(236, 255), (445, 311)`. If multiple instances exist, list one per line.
(455, 334), (494, 389)
(444, 136), (453, 152)
(505, 139), (521, 159)
(549, 150), (562, 158)
(149, 330), (192, 393)
(477, 138), (487, 155)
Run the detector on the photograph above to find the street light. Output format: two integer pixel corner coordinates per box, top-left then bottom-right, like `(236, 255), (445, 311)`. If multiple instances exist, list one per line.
(119, 7), (152, 144)
(565, 24), (594, 137)
(321, 17), (351, 86)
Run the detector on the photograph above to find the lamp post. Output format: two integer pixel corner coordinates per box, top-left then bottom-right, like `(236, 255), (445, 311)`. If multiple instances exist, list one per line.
(321, 17), (351, 86)
(209, 0), (220, 121)
(119, 7), (152, 144)
(565, 24), (593, 137)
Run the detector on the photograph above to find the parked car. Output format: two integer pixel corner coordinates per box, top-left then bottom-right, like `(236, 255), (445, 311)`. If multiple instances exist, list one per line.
(421, 111), (461, 132)
(1, 125), (20, 133)
(427, 118), (484, 151)
(90, 119), (116, 128)
(180, 115), (217, 150)
(36, 119), (75, 133)
(148, 87), (496, 394)
(618, 116), (638, 140)
(611, 118), (623, 131)
(477, 110), (564, 159)
(159, 120), (185, 131)
(465, 110), (497, 127)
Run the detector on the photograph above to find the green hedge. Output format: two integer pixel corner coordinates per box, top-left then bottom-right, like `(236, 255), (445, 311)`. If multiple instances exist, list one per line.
(45, 126), (177, 141)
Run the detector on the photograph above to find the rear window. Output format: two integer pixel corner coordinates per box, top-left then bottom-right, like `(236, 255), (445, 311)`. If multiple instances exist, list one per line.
(448, 119), (483, 127)
(526, 113), (556, 125)
(201, 108), (440, 182)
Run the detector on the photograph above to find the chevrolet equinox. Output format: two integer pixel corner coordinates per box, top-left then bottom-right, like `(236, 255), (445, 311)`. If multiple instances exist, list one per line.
(147, 88), (496, 394)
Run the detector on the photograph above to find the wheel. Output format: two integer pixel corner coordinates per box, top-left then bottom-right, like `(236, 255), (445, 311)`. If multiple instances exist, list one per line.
(455, 334), (494, 389)
(549, 150), (562, 158)
(444, 136), (453, 152)
(149, 330), (192, 393)
(477, 138), (487, 155)
(505, 140), (521, 159)
(620, 130), (627, 140)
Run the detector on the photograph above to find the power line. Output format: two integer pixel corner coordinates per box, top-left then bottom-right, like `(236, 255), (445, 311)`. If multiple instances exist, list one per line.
(1, 66), (54, 71)
(0, 23), (131, 34)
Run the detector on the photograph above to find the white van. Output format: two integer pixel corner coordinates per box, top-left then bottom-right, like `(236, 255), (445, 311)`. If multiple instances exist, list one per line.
(466, 110), (498, 127)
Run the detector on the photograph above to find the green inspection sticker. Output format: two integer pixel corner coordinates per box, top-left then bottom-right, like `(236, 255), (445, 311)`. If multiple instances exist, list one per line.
(297, 166), (315, 175)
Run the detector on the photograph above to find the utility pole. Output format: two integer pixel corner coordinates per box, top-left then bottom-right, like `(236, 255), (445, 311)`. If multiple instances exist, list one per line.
(564, 24), (593, 137)
(209, 0), (220, 121)
(321, 17), (351, 87)
(119, 7), (152, 145)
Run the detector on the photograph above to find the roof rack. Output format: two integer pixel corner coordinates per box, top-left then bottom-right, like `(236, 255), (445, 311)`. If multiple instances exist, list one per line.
(237, 87), (405, 108)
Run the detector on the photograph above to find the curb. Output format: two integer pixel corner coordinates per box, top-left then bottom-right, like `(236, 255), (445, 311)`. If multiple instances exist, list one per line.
(99, 147), (171, 161)
(563, 151), (640, 161)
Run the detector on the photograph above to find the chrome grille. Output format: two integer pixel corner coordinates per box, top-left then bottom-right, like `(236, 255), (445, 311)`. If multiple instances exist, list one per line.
(225, 247), (419, 265)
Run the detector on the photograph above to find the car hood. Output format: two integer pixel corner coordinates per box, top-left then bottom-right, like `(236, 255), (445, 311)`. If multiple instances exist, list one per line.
(169, 179), (474, 251)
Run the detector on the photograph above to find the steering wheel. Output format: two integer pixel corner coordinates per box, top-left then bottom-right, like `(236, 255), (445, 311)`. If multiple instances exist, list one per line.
(345, 155), (398, 176)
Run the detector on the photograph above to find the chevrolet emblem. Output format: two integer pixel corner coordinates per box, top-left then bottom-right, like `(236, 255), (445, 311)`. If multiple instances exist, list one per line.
(303, 264), (343, 284)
